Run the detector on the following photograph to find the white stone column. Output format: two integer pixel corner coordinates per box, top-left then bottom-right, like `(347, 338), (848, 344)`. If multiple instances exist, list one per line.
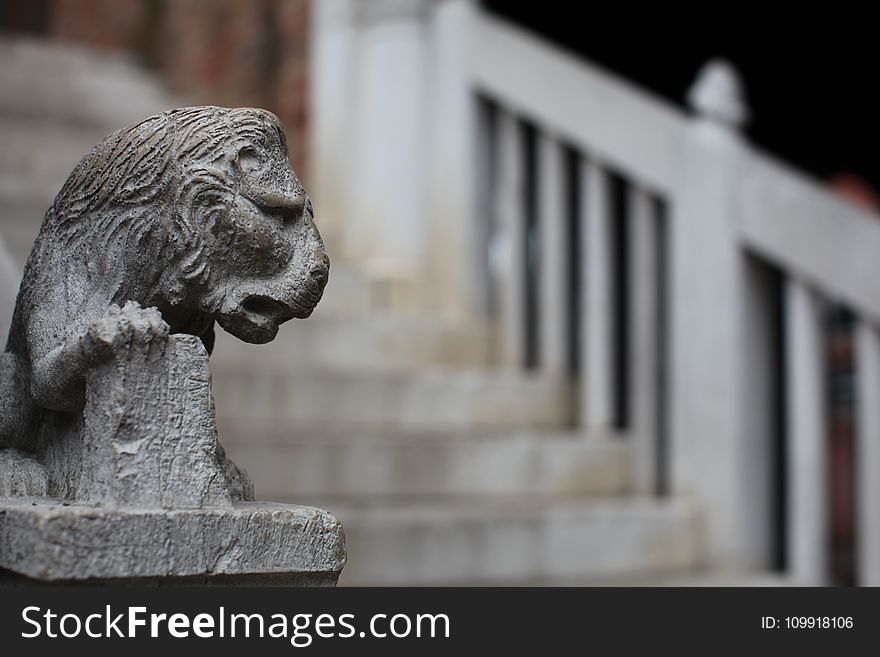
(309, 0), (356, 256)
(670, 60), (774, 567)
(628, 186), (659, 493)
(344, 0), (431, 278)
(785, 279), (829, 585)
(494, 111), (527, 368)
(579, 157), (614, 431)
(425, 0), (482, 319)
(856, 320), (880, 585)
(538, 133), (569, 373)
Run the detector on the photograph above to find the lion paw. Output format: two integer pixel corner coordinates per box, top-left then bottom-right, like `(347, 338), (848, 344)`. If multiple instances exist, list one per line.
(80, 301), (170, 363)
(0, 449), (48, 497)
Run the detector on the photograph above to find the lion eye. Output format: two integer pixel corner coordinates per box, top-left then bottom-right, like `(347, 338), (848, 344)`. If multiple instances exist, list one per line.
(265, 207), (291, 226)
(248, 190), (304, 229)
(238, 147), (261, 173)
(260, 201), (301, 228)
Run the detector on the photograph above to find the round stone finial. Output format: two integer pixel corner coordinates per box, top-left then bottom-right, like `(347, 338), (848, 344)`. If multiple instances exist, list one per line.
(687, 58), (750, 129)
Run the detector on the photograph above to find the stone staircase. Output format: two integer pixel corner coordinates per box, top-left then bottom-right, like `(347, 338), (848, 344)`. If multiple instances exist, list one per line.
(211, 310), (704, 585)
(0, 36), (181, 267)
(0, 34), (705, 586)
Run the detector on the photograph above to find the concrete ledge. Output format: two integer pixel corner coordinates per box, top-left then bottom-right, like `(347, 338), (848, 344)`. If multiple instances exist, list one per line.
(0, 499), (345, 585)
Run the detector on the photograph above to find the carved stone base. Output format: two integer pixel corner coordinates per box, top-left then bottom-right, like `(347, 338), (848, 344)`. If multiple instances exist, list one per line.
(0, 498), (345, 586)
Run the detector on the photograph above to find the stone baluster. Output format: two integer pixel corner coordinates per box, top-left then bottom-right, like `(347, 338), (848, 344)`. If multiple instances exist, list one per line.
(785, 279), (829, 585)
(856, 320), (880, 585)
(538, 133), (569, 374)
(495, 111), (527, 368)
(628, 185), (661, 492)
(579, 157), (614, 431)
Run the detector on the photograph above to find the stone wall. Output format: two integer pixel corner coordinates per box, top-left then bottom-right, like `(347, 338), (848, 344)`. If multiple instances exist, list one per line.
(46, 0), (311, 182)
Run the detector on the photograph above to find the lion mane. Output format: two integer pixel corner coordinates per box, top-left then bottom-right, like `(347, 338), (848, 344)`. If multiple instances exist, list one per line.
(9, 106), (290, 357)
(1, 105), (326, 458)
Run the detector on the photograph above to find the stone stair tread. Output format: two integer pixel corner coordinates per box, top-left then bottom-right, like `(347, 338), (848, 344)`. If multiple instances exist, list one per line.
(320, 496), (701, 585)
(225, 431), (629, 500)
(212, 363), (567, 385)
(213, 366), (574, 431)
(218, 423), (624, 445)
(0, 121), (107, 202)
(580, 569), (794, 587)
(321, 494), (686, 517)
(415, 569), (793, 587)
(210, 311), (493, 371)
(0, 35), (177, 130)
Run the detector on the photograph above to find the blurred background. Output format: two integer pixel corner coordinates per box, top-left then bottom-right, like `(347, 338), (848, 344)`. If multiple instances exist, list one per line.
(1, 0), (879, 586)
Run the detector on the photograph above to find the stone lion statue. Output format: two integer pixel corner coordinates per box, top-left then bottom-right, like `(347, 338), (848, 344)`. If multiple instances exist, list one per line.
(0, 106), (328, 499)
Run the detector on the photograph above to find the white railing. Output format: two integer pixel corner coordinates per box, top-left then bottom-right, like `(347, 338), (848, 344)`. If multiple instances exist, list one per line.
(311, 0), (880, 585)
(464, 9), (880, 584)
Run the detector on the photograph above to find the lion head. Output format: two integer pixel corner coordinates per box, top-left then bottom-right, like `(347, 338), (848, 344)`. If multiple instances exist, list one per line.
(32, 106), (328, 346)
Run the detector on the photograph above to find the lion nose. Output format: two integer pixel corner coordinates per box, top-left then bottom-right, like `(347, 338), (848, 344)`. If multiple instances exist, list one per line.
(315, 249), (330, 269)
(310, 250), (329, 286)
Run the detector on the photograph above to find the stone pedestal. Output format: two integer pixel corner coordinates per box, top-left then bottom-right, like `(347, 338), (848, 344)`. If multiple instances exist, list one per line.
(0, 499), (344, 585)
(0, 332), (346, 585)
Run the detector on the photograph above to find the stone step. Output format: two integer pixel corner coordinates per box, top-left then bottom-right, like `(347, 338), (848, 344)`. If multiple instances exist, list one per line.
(211, 311), (493, 371)
(219, 427), (627, 500)
(297, 263), (384, 316)
(0, 35), (176, 130)
(576, 570), (793, 587)
(0, 117), (110, 207)
(316, 497), (701, 585)
(212, 367), (574, 432)
(0, 199), (45, 267)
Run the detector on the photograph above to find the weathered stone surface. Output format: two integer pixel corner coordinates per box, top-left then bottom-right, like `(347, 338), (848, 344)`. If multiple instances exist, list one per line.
(0, 499), (345, 584)
(0, 106), (342, 585)
(40, 330), (249, 508)
(0, 449), (47, 498)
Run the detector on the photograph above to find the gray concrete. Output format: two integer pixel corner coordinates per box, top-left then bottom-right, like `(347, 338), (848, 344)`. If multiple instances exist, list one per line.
(41, 331), (251, 507)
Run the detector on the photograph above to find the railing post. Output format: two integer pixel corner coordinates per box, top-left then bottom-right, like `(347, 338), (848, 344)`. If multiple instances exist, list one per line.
(628, 186), (660, 493)
(671, 60), (775, 567)
(856, 320), (880, 585)
(538, 133), (569, 373)
(579, 157), (614, 431)
(425, 0), (482, 319)
(341, 0), (431, 279)
(309, 0), (356, 256)
(494, 111), (527, 368)
(786, 279), (829, 585)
